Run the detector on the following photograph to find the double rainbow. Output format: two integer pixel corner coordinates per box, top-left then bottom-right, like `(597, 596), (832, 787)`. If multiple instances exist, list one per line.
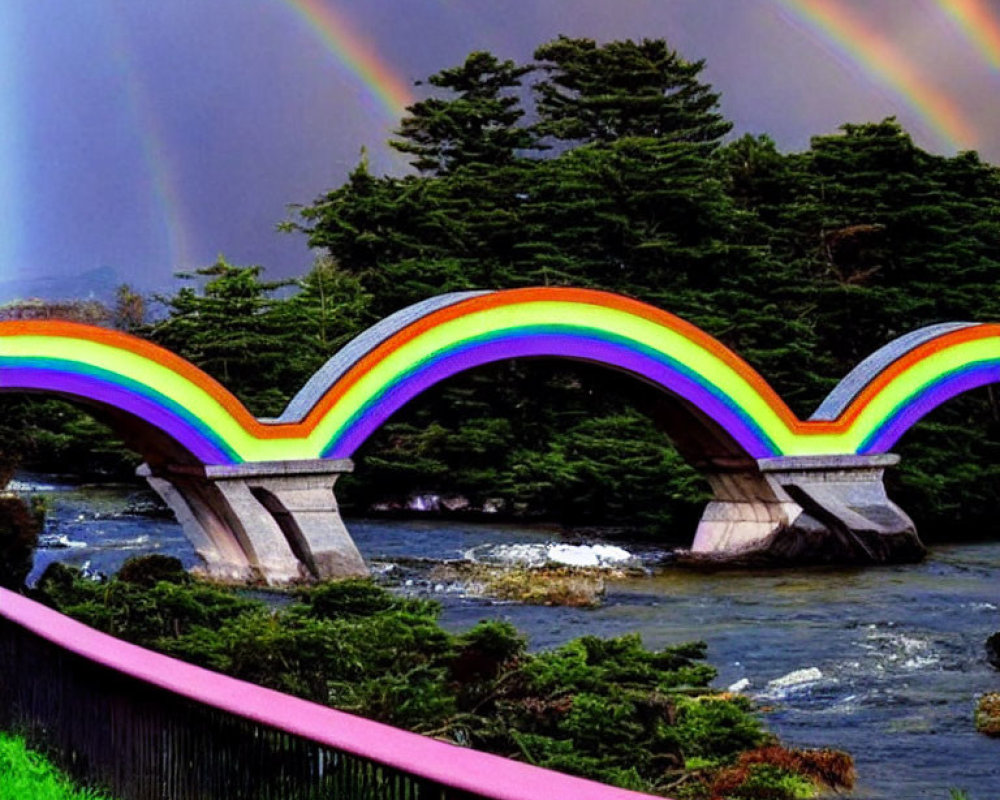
(0, 288), (997, 465)
(775, 0), (981, 151)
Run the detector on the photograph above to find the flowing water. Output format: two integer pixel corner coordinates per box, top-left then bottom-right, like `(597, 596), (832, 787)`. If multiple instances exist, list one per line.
(17, 475), (1000, 799)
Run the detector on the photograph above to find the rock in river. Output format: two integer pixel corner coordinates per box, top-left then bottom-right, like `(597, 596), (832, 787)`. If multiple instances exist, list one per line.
(986, 631), (1000, 670)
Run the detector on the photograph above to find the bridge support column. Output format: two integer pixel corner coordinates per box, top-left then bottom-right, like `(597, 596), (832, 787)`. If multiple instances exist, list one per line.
(138, 460), (367, 585)
(688, 454), (926, 565)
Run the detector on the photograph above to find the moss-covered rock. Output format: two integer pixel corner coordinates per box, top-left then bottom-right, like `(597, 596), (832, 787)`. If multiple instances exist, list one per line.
(975, 692), (1000, 737)
(426, 561), (624, 606)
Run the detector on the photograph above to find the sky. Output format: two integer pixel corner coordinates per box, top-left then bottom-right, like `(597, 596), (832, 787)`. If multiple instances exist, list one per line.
(2, 0), (1000, 300)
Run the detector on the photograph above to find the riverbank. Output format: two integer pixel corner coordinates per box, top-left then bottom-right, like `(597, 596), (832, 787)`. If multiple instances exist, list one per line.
(26, 561), (853, 798)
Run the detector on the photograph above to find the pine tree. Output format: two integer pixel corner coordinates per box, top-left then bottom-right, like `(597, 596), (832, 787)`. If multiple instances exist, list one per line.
(391, 52), (538, 175)
(145, 259), (298, 416)
(533, 36), (732, 145)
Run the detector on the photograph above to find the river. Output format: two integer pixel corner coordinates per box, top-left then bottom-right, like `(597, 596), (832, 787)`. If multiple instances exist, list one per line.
(17, 474), (1000, 799)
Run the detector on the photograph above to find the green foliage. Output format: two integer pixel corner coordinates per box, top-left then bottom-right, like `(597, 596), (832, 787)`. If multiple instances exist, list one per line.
(280, 256), (371, 357)
(533, 36), (732, 145)
(0, 396), (142, 481)
(112, 284), (145, 332)
(392, 51), (538, 174)
(669, 696), (767, 759)
(0, 733), (111, 800)
(144, 259), (299, 416)
(0, 494), (42, 590)
(39, 562), (794, 796)
(115, 553), (191, 588)
(298, 577), (397, 618)
(31, 558), (258, 648)
(716, 764), (816, 799)
(722, 119), (1000, 530)
(286, 36), (818, 532)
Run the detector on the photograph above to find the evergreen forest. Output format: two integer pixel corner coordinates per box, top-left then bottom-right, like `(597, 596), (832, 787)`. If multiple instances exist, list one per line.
(5, 35), (1000, 540)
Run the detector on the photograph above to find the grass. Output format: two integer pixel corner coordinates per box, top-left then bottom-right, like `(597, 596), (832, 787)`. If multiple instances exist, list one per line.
(0, 733), (110, 800)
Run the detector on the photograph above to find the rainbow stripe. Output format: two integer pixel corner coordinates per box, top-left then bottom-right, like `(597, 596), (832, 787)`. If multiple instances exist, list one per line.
(295, 291), (798, 460)
(774, 0), (979, 150)
(102, 4), (190, 271)
(938, 0), (1000, 70)
(0, 9), (23, 279)
(817, 324), (1000, 453)
(280, 0), (414, 118)
(2, 290), (1000, 466)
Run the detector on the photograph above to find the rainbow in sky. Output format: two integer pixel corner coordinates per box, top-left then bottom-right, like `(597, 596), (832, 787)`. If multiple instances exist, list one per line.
(937, 0), (1000, 70)
(1, 288), (998, 467)
(280, 0), (415, 118)
(774, 0), (980, 151)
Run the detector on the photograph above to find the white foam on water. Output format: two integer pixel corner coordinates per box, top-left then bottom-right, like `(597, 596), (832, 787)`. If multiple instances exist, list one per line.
(547, 543), (633, 567)
(7, 479), (60, 492)
(37, 534), (87, 550)
(763, 667), (824, 697)
(465, 542), (636, 569)
(865, 630), (941, 671)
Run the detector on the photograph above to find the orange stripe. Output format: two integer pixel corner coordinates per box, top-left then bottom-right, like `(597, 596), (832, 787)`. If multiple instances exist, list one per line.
(0, 320), (278, 436)
(295, 288), (801, 432)
(822, 323), (1000, 429)
(20, 291), (953, 447)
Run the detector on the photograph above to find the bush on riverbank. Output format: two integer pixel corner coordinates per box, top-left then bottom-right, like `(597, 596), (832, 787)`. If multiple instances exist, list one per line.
(0, 733), (111, 800)
(0, 494), (44, 591)
(30, 556), (852, 798)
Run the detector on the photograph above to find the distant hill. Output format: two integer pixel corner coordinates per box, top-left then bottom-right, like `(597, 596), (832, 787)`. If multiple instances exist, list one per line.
(0, 266), (122, 305)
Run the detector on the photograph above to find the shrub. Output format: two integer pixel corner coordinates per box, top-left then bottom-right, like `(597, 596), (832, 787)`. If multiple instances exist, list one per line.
(0, 495), (42, 590)
(38, 566), (853, 797)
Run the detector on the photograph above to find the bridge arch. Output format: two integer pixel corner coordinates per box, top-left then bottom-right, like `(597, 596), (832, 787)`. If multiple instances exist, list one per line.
(809, 322), (1000, 453)
(276, 288), (803, 463)
(0, 320), (259, 466)
(8, 295), (1000, 469)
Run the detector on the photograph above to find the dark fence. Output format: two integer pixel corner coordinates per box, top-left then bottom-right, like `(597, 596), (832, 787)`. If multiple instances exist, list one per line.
(0, 589), (655, 800)
(0, 616), (463, 800)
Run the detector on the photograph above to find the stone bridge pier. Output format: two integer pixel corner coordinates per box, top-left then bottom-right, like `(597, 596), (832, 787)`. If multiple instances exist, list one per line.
(138, 460), (367, 585)
(689, 454), (926, 565)
(140, 454), (927, 583)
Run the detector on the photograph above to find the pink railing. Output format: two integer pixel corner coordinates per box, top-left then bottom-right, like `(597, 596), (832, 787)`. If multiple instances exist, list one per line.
(0, 587), (661, 800)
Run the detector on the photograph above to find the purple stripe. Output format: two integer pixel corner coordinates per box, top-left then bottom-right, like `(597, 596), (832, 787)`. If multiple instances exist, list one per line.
(0, 588), (660, 800)
(1, 368), (235, 464)
(328, 335), (776, 459)
(861, 364), (1000, 452)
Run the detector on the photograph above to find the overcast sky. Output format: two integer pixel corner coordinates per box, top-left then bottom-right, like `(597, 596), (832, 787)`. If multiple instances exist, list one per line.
(2, 0), (999, 298)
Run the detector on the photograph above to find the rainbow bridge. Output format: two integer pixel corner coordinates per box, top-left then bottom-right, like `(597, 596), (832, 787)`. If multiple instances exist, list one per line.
(4, 286), (992, 581)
